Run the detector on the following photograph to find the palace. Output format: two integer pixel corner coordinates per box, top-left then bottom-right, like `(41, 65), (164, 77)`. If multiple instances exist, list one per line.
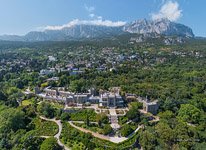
(36, 86), (124, 108)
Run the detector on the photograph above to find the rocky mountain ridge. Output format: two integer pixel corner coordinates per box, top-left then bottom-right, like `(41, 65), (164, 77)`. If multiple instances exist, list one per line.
(0, 19), (195, 41)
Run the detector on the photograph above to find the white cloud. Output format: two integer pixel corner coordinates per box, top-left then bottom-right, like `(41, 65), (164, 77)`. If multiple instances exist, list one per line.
(43, 19), (126, 30)
(151, 1), (182, 21)
(40, 4), (126, 31)
(97, 16), (103, 20)
(84, 4), (95, 13)
(89, 13), (95, 18)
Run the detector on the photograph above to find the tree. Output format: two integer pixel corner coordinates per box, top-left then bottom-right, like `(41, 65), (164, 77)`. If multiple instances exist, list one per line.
(69, 79), (86, 93)
(81, 133), (95, 149)
(139, 129), (157, 150)
(178, 104), (201, 124)
(161, 98), (178, 112)
(194, 142), (206, 150)
(5, 87), (23, 107)
(59, 75), (69, 87)
(158, 110), (175, 120)
(155, 122), (174, 149)
(96, 113), (109, 127)
(48, 80), (57, 87)
(20, 132), (44, 150)
(174, 121), (194, 149)
(85, 113), (90, 126)
(40, 138), (62, 150)
(130, 102), (143, 109)
(102, 124), (113, 135)
(60, 112), (70, 121)
(0, 107), (25, 132)
(37, 102), (55, 118)
(126, 106), (140, 122)
(0, 91), (7, 102)
(120, 124), (134, 137)
(0, 138), (8, 149)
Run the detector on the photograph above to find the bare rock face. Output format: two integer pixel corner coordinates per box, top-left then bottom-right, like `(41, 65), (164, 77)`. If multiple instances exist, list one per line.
(123, 19), (194, 38)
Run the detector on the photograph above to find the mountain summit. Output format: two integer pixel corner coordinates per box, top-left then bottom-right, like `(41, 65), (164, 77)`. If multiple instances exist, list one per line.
(123, 19), (194, 38)
(0, 19), (194, 41)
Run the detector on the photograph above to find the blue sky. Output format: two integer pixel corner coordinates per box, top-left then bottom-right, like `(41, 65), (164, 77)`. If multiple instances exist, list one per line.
(0, 0), (205, 37)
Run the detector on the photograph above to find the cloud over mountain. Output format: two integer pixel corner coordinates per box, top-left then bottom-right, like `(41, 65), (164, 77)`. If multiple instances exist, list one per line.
(151, 0), (182, 21)
(43, 19), (126, 30)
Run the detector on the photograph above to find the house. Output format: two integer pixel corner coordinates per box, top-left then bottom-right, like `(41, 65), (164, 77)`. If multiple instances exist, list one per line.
(48, 56), (56, 61)
(47, 77), (59, 81)
(40, 69), (55, 75)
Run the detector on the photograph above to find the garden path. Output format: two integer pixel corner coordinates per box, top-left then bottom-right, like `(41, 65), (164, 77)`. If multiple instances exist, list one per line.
(39, 116), (70, 150)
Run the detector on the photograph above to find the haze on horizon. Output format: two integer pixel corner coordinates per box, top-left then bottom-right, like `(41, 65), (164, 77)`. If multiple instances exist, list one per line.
(0, 0), (205, 37)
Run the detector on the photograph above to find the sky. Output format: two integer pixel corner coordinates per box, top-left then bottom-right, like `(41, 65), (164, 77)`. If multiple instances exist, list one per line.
(0, 0), (205, 37)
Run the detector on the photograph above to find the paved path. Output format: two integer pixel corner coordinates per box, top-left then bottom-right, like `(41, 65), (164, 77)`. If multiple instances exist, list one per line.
(71, 121), (98, 124)
(187, 122), (196, 127)
(109, 109), (120, 130)
(69, 121), (110, 141)
(39, 136), (51, 138)
(139, 109), (160, 122)
(69, 121), (142, 143)
(39, 116), (70, 150)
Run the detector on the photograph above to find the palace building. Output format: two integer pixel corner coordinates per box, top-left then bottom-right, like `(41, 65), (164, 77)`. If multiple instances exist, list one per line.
(36, 86), (124, 108)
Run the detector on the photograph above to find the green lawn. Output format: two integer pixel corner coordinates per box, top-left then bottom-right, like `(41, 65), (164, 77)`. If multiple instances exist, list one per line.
(22, 99), (33, 106)
(70, 109), (97, 121)
(50, 102), (64, 109)
(73, 122), (107, 134)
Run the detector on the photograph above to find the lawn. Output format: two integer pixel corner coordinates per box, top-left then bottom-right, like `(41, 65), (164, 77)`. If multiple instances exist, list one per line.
(70, 109), (97, 121)
(22, 99), (33, 106)
(73, 122), (106, 134)
(50, 102), (64, 109)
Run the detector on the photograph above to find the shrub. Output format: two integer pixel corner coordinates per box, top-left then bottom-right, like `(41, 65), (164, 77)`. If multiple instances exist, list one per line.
(60, 112), (70, 121)
(40, 137), (62, 150)
(37, 102), (55, 118)
(120, 124), (134, 137)
(102, 124), (113, 135)
(96, 113), (109, 127)
(126, 107), (140, 122)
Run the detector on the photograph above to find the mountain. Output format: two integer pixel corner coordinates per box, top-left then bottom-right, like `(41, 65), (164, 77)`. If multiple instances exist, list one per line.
(123, 19), (194, 38)
(0, 19), (195, 41)
(0, 35), (24, 41)
(24, 25), (124, 41)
